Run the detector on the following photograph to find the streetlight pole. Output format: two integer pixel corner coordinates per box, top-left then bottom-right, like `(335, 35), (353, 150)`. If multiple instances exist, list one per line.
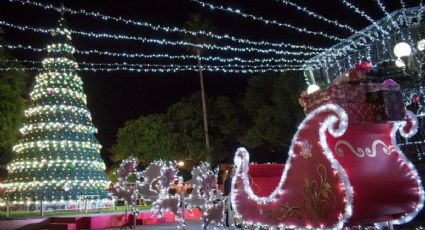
(196, 49), (210, 153)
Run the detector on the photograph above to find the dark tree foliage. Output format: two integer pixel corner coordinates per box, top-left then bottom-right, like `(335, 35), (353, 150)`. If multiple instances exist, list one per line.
(110, 72), (305, 166)
(240, 72), (305, 162)
(183, 13), (214, 55)
(0, 37), (30, 179)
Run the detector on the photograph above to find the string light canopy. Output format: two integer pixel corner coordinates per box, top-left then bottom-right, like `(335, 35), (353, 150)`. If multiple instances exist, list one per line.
(189, 0), (344, 41)
(303, 6), (424, 86)
(0, 44), (309, 64)
(8, 0), (326, 51)
(0, 20), (322, 56)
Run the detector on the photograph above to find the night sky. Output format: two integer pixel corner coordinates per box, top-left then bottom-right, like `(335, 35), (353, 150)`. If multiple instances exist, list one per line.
(0, 0), (414, 164)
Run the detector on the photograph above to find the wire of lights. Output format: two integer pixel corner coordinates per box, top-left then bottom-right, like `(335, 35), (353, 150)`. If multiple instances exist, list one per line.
(419, 0), (424, 24)
(189, 0), (343, 41)
(8, 0), (326, 51)
(400, 0), (412, 25)
(0, 43), (309, 64)
(0, 66), (303, 73)
(374, 0), (400, 29)
(0, 21), (371, 64)
(1, 59), (302, 70)
(275, 0), (358, 33)
(0, 20), (320, 56)
(80, 62), (302, 70)
(340, 0), (389, 35)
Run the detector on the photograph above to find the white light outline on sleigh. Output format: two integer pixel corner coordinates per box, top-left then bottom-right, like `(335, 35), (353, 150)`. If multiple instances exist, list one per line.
(231, 104), (352, 229)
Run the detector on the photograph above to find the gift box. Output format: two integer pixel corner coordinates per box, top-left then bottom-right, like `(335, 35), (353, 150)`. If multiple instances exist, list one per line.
(344, 102), (375, 123)
(366, 83), (405, 121)
(382, 91), (405, 121)
(299, 85), (345, 113)
(344, 83), (367, 103)
(347, 69), (366, 82)
(332, 69), (367, 85)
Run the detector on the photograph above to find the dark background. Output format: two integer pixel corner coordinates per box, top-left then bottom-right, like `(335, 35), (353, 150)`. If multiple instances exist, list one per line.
(0, 0), (414, 164)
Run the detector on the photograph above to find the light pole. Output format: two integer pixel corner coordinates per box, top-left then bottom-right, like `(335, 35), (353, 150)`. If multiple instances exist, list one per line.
(196, 49), (210, 153)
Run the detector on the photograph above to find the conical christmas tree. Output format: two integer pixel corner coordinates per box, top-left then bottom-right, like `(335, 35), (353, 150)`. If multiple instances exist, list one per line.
(2, 16), (112, 209)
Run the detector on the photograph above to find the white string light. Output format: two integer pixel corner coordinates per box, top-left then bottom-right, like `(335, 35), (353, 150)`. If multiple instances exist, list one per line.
(0, 43), (309, 64)
(8, 0), (326, 51)
(189, 0), (343, 41)
(374, 0), (400, 29)
(419, 0), (424, 24)
(0, 66), (303, 73)
(0, 20), (319, 56)
(340, 0), (389, 35)
(0, 59), (303, 70)
(305, 6), (421, 82)
(76, 49), (308, 64)
(276, 0), (358, 33)
(400, 0), (409, 25)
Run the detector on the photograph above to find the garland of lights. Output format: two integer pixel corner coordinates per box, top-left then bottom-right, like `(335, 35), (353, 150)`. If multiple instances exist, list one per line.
(0, 44), (309, 64)
(1, 59), (302, 70)
(0, 20), (319, 56)
(374, 0), (400, 29)
(8, 0), (326, 51)
(276, 0), (357, 33)
(13, 140), (101, 153)
(190, 0), (343, 41)
(20, 122), (96, 135)
(303, 7), (422, 73)
(400, 0), (410, 25)
(0, 66), (303, 73)
(24, 105), (91, 118)
(340, 0), (389, 35)
(419, 0), (424, 23)
(5, 180), (108, 191)
(304, 7), (422, 84)
(8, 159), (106, 172)
(30, 87), (87, 104)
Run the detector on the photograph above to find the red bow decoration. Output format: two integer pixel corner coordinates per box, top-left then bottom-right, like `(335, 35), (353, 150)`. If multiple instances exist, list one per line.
(354, 61), (371, 73)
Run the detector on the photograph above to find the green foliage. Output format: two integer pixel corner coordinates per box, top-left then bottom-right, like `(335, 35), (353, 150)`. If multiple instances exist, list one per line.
(241, 72), (305, 153)
(0, 40), (29, 178)
(111, 72), (306, 166)
(167, 94), (207, 161)
(110, 114), (180, 163)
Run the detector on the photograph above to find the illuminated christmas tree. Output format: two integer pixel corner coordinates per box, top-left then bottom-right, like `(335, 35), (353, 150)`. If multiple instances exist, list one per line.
(2, 16), (111, 209)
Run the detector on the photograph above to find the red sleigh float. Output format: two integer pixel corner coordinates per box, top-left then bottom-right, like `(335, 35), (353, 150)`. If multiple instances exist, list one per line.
(231, 90), (424, 229)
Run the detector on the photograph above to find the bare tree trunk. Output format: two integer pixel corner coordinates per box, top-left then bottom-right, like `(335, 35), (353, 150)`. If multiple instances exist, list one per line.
(196, 49), (210, 153)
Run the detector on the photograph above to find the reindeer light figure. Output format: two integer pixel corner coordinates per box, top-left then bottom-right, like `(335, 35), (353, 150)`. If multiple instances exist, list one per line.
(185, 162), (226, 229)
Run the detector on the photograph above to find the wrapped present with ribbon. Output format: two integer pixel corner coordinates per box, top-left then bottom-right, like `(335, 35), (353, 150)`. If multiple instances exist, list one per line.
(344, 83), (367, 103)
(344, 102), (376, 123)
(333, 69), (367, 85)
(299, 83), (367, 113)
(366, 81), (405, 121)
(299, 85), (345, 113)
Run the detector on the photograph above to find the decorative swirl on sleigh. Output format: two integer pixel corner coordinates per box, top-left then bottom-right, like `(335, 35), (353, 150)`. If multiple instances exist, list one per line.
(334, 140), (392, 158)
